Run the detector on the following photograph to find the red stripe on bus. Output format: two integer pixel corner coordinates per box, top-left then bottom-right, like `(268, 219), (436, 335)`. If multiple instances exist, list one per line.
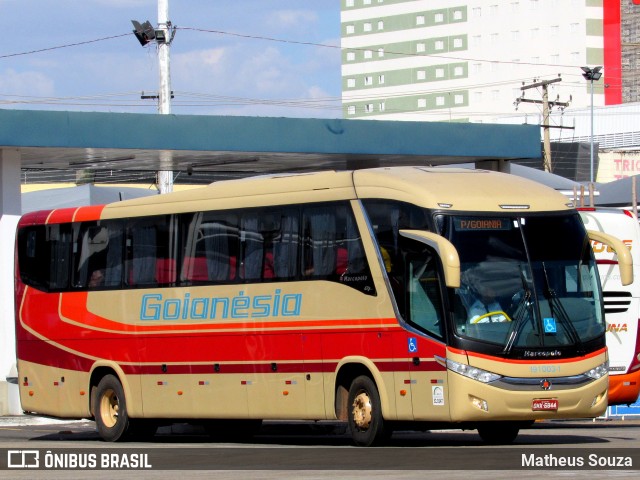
(73, 205), (105, 222)
(46, 208), (78, 224)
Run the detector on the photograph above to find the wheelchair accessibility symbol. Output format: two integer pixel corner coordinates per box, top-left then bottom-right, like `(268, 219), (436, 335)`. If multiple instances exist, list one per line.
(544, 317), (557, 334)
(408, 338), (418, 353)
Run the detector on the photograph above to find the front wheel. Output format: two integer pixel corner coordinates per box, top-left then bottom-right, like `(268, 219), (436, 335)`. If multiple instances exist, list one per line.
(477, 422), (520, 444)
(347, 375), (390, 447)
(93, 374), (131, 442)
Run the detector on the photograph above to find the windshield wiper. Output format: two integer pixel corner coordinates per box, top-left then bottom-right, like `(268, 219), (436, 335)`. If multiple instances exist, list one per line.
(503, 268), (534, 355)
(541, 262), (584, 354)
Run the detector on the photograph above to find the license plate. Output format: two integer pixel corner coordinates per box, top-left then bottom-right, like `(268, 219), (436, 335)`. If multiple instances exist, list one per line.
(532, 399), (558, 411)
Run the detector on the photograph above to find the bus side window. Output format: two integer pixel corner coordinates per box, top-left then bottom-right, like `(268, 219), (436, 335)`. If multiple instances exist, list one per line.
(272, 210), (300, 280)
(74, 224), (107, 288)
(126, 215), (176, 287)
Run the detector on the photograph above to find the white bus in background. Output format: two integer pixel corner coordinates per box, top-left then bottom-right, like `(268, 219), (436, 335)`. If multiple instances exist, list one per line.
(580, 207), (640, 406)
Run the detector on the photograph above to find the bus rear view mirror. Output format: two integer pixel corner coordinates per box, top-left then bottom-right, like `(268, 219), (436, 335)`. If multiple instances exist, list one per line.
(399, 230), (460, 288)
(587, 230), (634, 286)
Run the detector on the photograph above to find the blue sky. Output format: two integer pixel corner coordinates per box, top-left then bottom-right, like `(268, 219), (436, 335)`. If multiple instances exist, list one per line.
(0, 0), (342, 118)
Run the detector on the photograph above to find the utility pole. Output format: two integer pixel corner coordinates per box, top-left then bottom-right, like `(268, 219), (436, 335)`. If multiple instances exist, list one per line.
(157, 0), (173, 194)
(131, 2), (175, 194)
(515, 77), (571, 173)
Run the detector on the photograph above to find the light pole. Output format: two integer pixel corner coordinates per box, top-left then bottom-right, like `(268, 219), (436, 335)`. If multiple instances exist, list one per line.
(581, 66), (602, 184)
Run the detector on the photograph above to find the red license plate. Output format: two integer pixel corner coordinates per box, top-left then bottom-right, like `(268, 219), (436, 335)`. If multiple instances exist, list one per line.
(532, 399), (558, 411)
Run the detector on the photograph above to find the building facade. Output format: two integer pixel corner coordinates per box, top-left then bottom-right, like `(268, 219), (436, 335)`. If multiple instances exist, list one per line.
(341, 0), (632, 122)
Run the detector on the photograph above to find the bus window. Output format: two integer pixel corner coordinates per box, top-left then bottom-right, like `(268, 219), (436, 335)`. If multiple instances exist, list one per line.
(125, 215), (177, 287)
(73, 221), (124, 289)
(406, 247), (445, 340)
(303, 203), (375, 295)
(18, 224), (72, 292)
(182, 211), (239, 284)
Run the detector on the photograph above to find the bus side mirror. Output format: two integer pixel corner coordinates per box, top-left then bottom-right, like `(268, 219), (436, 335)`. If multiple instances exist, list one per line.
(399, 230), (460, 288)
(587, 230), (634, 286)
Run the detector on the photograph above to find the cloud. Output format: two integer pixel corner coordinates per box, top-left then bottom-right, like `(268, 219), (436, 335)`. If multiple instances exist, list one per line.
(0, 69), (55, 98)
(265, 9), (319, 32)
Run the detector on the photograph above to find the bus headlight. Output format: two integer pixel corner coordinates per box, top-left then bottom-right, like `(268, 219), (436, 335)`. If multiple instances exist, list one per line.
(446, 358), (502, 383)
(583, 361), (608, 380)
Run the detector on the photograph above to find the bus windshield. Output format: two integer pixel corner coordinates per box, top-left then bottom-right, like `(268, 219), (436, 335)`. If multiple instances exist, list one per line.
(436, 213), (605, 354)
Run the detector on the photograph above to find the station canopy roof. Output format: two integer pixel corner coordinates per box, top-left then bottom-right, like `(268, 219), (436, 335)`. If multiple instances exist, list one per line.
(1, 109), (542, 183)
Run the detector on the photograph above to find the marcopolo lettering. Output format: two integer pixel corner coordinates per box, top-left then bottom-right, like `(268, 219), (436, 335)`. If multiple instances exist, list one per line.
(140, 289), (302, 321)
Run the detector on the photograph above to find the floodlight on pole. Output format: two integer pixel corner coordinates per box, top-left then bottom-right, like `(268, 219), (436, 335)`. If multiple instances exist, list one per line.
(581, 66), (602, 184)
(131, 20), (155, 46)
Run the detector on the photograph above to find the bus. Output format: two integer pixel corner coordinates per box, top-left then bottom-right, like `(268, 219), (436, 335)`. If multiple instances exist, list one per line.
(579, 207), (640, 406)
(14, 167), (633, 446)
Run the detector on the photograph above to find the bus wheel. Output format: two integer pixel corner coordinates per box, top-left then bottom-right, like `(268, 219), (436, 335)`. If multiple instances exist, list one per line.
(94, 374), (130, 442)
(347, 375), (389, 447)
(477, 422), (520, 444)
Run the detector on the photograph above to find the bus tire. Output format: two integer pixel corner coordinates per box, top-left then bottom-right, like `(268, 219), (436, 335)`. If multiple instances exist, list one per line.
(477, 422), (520, 444)
(94, 374), (130, 442)
(347, 375), (389, 447)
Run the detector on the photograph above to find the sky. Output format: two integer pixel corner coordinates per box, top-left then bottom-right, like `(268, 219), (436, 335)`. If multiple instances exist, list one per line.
(0, 0), (342, 118)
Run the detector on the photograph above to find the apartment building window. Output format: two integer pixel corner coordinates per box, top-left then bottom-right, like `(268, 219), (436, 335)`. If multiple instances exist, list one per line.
(364, 50), (373, 59)
(378, 74), (385, 85)
(472, 63), (482, 74)
(346, 52), (355, 61)
(346, 25), (355, 35)
(550, 25), (559, 36)
(510, 1), (520, 11)
(435, 40), (445, 51)
(454, 95), (464, 105)
(418, 98), (427, 108)
(379, 102), (386, 112)
(417, 70), (426, 80)
(436, 96), (445, 106)
(472, 7), (481, 18)
(529, 0), (539, 10)
(549, 54), (559, 65)
(416, 43), (426, 53)
(434, 13), (444, 23)
(417, 15), (425, 25)
(453, 10), (463, 20)
(364, 0), (371, 4)
(346, 0), (354, 6)
(378, 48), (384, 58)
(569, 23), (579, 34)
(530, 27), (539, 39)
(511, 31), (519, 41)
(490, 5), (498, 15)
(453, 38), (463, 48)
(364, 76), (373, 86)
(377, 21), (384, 30)
(364, 22), (372, 32)
(471, 35), (482, 47)
(347, 106), (356, 115)
(347, 78), (356, 88)
(435, 68), (445, 78)
(365, 104), (374, 113)
(474, 91), (483, 103)
(453, 66), (464, 77)
(490, 33), (499, 45)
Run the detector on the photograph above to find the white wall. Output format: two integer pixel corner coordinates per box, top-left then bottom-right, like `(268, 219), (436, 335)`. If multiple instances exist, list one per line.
(0, 149), (22, 415)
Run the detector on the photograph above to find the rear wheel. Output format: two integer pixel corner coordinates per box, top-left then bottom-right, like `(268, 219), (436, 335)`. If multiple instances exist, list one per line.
(347, 375), (390, 447)
(94, 374), (130, 442)
(477, 422), (520, 444)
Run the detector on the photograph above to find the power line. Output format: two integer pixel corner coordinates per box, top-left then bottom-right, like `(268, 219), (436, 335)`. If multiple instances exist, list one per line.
(0, 33), (131, 59)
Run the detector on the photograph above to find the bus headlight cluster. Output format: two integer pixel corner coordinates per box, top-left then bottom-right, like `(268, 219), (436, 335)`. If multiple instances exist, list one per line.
(446, 359), (502, 383)
(583, 361), (608, 380)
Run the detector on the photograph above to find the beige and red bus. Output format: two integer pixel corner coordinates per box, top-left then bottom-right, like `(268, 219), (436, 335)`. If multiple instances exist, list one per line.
(14, 167), (632, 446)
(580, 207), (640, 406)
